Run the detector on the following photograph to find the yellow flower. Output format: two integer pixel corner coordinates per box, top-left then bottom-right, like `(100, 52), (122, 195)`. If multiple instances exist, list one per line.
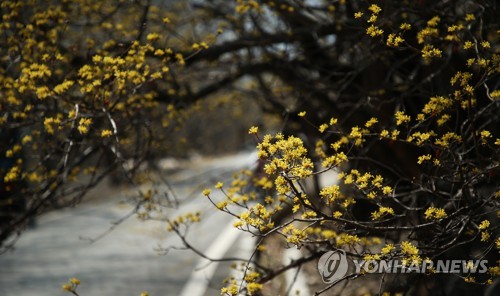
(69, 278), (80, 285)
(421, 44), (442, 59)
(248, 126), (259, 134)
(481, 41), (491, 48)
(417, 154), (432, 165)
(77, 126), (88, 134)
(382, 186), (392, 195)
(480, 130), (492, 142)
(401, 241), (419, 256)
(371, 207), (395, 220)
(101, 129), (113, 138)
(391, 130), (400, 140)
(215, 182), (223, 189)
(479, 220), (490, 230)
(354, 12), (363, 19)
(400, 23), (411, 30)
(146, 33), (160, 42)
(395, 111), (411, 125)
(427, 16), (440, 27)
(21, 135), (32, 144)
(424, 207), (447, 220)
(465, 14), (475, 22)
(366, 25), (384, 37)
(62, 284), (72, 291)
(365, 117), (378, 128)
(367, 14), (378, 23)
(386, 34), (405, 47)
(4, 166), (20, 182)
(78, 118), (92, 134)
(463, 41), (474, 50)
(481, 231), (490, 242)
(318, 123), (329, 133)
(381, 244), (395, 254)
(36, 86), (51, 100)
(202, 188), (211, 196)
(175, 53), (185, 65)
(298, 111), (306, 117)
(380, 130), (389, 138)
(368, 4), (382, 14)
(247, 282), (263, 294)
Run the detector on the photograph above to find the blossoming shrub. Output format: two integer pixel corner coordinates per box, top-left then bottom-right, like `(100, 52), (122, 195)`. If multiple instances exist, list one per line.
(0, 0), (498, 295)
(167, 0), (499, 295)
(0, 0), (219, 248)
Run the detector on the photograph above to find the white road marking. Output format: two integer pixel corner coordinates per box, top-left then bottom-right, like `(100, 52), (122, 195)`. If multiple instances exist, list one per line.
(179, 221), (242, 296)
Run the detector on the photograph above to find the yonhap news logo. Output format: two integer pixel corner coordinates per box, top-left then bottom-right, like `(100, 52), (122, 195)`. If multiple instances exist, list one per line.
(318, 250), (489, 283)
(317, 250), (349, 283)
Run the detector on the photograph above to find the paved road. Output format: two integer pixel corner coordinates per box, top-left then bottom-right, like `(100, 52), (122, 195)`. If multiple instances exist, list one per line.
(0, 152), (258, 296)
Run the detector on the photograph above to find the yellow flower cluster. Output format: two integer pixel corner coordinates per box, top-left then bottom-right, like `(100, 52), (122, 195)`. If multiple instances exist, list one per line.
(365, 117), (378, 128)
(236, 203), (274, 232)
(246, 282), (263, 295)
(336, 233), (360, 246)
(61, 277), (80, 293)
(319, 185), (341, 203)
(422, 96), (453, 115)
(235, 0), (261, 14)
(417, 154), (432, 165)
(421, 44), (442, 60)
(435, 132), (462, 148)
(368, 4), (382, 14)
(221, 279), (238, 295)
(416, 16), (440, 44)
(339, 169), (392, 199)
(371, 207), (395, 220)
(395, 111), (411, 125)
(248, 126), (258, 134)
(367, 25), (384, 37)
(5, 144), (21, 158)
(43, 116), (62, 134)
(381, 243), (395, 255)
(400, 241), (421, 265)
(478, 220), (490, 230)
(424, 207), (447, 220)
(380, 129), (400, 140)
(349, 126), (368, 146)
(386, 33), (405, 47)
(480, 130), (492, 143)
(191, 42), (209, 51)
(321, 151), (348, 168)
(407, 131), (436, 146)
(4, 165), (20, 182)
(78, 118), (92, 134)
(257, 134), (314, 181)
(166, 212), (201, 232)
(53, 80), (75, 95)
(325, 136), (345, 152)
(100, 129), (113, 138)
(283, 224), (307, 245)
